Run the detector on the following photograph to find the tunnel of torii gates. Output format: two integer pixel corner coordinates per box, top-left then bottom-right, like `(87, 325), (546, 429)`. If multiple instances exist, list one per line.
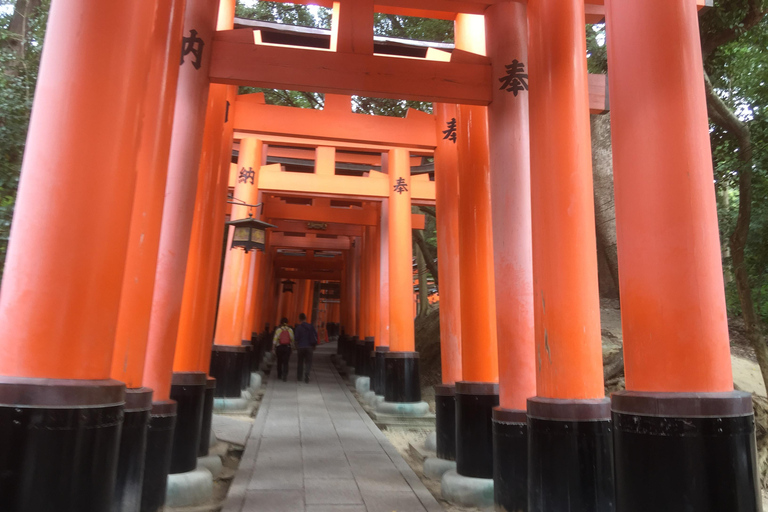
(0, 0), (757, 511)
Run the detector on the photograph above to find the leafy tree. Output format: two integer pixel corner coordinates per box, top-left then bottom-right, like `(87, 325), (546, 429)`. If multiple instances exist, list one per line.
(700, 0), (768, 386)
(0, 0), (49, 281)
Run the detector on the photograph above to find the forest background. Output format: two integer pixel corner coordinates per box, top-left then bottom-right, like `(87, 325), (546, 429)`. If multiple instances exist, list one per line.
(0, 0), (766, 383)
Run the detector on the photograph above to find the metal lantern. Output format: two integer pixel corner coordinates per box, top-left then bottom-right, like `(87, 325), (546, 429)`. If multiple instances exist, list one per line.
(281, 279), (296, 293)
(225, 215), (276, 253)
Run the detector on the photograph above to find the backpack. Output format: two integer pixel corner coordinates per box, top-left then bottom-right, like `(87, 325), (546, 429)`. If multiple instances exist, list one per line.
(278, 328), (291, 345)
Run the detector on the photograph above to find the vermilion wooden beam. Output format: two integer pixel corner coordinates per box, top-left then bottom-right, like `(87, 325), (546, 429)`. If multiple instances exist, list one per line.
(270, 232), (351, 250)
(210, 34), (493, 105)
(263, 200), (426, 229)
(235, 93), (436, 149)
(274, 255), (344, 271)
(276, 269), (342, 281)
(212, 32), (609, 112)
(270, 219), (365, 237)
(244, 0), (608, 22)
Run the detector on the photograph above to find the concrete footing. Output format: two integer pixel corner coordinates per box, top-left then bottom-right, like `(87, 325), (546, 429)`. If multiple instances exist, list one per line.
(441, 469), (494, 509)
(165, 467), (214, 508)
(425, 431), (437, 452)
(213, 397), (250, 412)
(196, 455), (223, 479)
(355, 376), (370, 394)
(376, 400), (430, 417)
(424, 457), (457, 480)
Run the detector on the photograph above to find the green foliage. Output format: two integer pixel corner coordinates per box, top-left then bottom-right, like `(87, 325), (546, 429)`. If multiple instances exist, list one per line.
(586, 24), (607, 74)
(701, 1), (768, 323)
(235, 0), (331, 28)
(0, 0), (49, 280)
(374, 13), (453, 43)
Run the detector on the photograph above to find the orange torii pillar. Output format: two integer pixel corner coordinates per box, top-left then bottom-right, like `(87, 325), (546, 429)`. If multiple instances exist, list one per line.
(371, 197), (391, 399)
(449, 14), (500, 490)
(606, 1), (760, 509)
(211, 137), (263, 398)
(527, 0), (613, 510)
(354, 225), (377, 383)
(0, 2), (155, 510)
(485, 3), (537, 510)
(378, 148), (428, 414)
(432, 103), (463, 464)
(344, 237), (363, 370)
(143, 0), (219, 480)
(110, 1), (186, 510)
(174, 46), (237, 464)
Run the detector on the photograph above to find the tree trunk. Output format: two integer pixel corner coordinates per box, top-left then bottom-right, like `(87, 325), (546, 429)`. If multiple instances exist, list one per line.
(590, 113), (620, 299)
(413, 230), (438, 287)
(416, 241), (430, 318)
(3, 0), (41, 65)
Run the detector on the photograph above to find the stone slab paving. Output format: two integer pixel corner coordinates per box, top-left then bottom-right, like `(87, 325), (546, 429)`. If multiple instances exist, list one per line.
(212, 414), (254, 446)
(223, 343), (444, 512)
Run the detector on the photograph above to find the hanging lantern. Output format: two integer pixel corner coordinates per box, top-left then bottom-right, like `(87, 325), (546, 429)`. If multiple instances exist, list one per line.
(281, 279), (296, 293)
(225, 215), (276, 253)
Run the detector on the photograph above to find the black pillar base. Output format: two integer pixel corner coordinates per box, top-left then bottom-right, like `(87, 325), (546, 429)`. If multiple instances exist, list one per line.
(493, 407), (527, 512)
(346, 336), (359, 369)
(373, 346), (389, 395)
(528, 397), (615, 512)
(169, 372), (206, 474)
(240, 342), (252, 390)
(613, 391), (760, 512)
(198, 377), (216, 457)
(141, 401), (177, 512)
(434, 384), (456, 461)
(354, 338), (364, 375)
(0, 378), (124, 512)
(455, 382), (498, 479)
(250, 333), (264, 372)
(384, 352), (421, 402)
(209, 345), (248, 398)
(113, 387), (153, 512)
(363, 337), (375, 377)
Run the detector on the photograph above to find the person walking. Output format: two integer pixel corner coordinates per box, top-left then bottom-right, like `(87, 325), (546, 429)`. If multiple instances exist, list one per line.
(294, 313), (318, 383)
(272, 317), (294, 382)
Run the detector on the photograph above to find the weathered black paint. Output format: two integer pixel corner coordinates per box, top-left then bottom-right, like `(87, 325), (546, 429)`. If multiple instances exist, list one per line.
(209, 345), (247, 398)
(527, 397), (615, 512)
(384, 352), (421, 403)
(113, 388), (153, 512)
(140, 401), (177, 512)
(492, 408), (527, 512)
(374, 346), (389, 396)
(198, 377), (216, 457)
(364, 337), (375, 377)
(169, 372), (206, 474)
(0, 379), (124, 512)
(455, 382), (498, 479)
(612, 391), (760, 512)
(434, 384), (456, 461)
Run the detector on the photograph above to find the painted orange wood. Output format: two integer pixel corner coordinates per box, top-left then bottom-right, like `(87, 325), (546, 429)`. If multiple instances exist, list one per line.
(528, 0), (604, 400)
(271, 233), (352, 251)
(234, 92), (437, 149)
(174, 82), (230, 371)
(606, 0), (732, 392)
(486, 2), (536, 411)
(454, 14), (498, 385)
(112, 0), (186, 388)
(433, 104), (463, 386)
(210, 38), (493, 105)
(214, 138), (263, 347)
(388, 149), (416, 352)
(0, 0), (156, 380)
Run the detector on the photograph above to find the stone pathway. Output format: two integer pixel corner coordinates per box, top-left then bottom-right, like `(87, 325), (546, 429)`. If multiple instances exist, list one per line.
(223, 343), (444, 512)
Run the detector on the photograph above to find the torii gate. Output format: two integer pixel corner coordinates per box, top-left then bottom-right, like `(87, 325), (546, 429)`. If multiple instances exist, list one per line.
(0, 1), (753, 512)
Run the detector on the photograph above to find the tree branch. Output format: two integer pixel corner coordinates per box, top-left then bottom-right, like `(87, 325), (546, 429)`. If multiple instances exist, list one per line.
(701, 0), (767, 60)
(412, 230), (438, 287)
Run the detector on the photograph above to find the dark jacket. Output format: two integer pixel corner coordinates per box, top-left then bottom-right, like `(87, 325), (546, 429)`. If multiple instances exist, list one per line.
(294, 321), (318, 349)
